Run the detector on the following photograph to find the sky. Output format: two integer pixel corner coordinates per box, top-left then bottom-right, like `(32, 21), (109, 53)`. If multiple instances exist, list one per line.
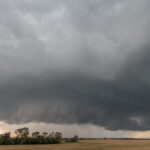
(0, 0), (150, 138)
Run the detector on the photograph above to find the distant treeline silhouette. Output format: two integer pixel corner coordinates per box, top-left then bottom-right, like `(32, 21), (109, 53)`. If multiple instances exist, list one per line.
(0, 127), (78, 145)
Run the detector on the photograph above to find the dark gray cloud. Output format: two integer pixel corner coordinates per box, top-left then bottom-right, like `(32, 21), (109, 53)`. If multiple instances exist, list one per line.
(0, 0), (150, 131)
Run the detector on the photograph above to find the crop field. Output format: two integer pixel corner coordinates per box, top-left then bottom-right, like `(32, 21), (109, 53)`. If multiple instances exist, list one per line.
(0, 139), (150, 150)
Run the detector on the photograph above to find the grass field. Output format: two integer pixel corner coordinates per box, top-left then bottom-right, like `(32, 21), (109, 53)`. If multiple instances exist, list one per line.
(0, 139), (150, 150)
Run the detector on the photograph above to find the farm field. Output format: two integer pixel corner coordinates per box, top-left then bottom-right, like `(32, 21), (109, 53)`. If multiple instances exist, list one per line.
(0, 139), (150, 150)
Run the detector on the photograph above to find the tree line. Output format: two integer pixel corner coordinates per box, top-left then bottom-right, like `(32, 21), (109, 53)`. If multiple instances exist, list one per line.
(0, 127), (78, 145)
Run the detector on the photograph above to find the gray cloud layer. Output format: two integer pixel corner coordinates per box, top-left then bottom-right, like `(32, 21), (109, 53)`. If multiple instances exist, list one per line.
(0, 0), (150, 130)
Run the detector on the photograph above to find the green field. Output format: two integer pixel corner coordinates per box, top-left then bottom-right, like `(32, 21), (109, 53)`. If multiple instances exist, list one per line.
(0, 139), (150, 150)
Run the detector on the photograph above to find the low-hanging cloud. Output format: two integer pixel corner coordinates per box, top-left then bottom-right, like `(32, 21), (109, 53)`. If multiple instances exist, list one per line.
(0, 0), (150, 131)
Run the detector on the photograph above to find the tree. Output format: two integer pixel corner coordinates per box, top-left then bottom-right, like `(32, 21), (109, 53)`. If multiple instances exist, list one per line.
(0, 127), (76, 145)
(0, 132), (11, 145)
(15, 127), (29, 138)
(54, 132), (62, 143)
(49, 132), (55, 139)
(42, 132), (48, 137)
(32, 132), (40, 138)
(73, 135), (78, 142)
(65, 135), (78, 143)
(20, 137), (28, 144)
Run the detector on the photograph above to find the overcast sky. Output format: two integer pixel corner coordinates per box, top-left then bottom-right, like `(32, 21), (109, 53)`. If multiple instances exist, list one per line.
(0, 0), (150, 138)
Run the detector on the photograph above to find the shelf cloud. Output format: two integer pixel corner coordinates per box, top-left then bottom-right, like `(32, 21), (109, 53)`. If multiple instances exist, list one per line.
(0, 0), (150, 131)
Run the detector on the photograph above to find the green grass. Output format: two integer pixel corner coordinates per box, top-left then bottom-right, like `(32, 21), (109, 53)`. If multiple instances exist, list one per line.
(0, 139), (150, 150)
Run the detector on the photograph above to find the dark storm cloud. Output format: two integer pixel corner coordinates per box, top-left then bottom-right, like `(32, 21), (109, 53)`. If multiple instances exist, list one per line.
(0, 0), (150, 130)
